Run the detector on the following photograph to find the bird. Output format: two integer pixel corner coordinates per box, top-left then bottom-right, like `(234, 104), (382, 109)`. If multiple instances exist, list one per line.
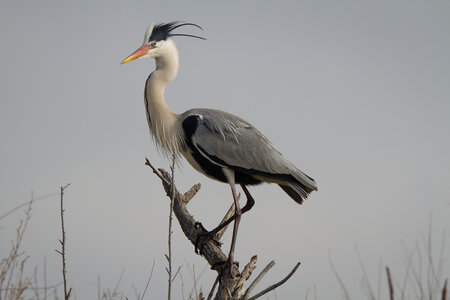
(121, 21), (318, 269)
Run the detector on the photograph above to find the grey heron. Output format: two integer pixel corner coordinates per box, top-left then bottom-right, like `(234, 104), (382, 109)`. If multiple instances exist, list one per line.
(121, 21), (318, 269)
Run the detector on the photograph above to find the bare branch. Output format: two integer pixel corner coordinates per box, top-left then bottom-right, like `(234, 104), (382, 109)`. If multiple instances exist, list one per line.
(57, 183), (71, 300)
(356, 248), (376, 300)
(192, 265), (198, 300)
(330, 256), (351, 300)
(237, 256), (258, 291)
(443, 278), (448, 300)
(206, 275), (219, 300)
(0, 192), (58, 222)
(111, 268), (125, 298)
(147, 165), (228, 267)
(145, 158), (171, 186)
(146, 159), (303, 300)
(182, 184), (201, 205)
(247, 262), (300, 300)
(0, 196), (33, 300)
(221, 255), (256, 299)
(140, 258), (156, 300)
(386, 267), (394, 300)
(43, 256), (48, 300)
(243, 259), (274, 300)
(167, 153), (176, 300)
(172, 265), (182, 282)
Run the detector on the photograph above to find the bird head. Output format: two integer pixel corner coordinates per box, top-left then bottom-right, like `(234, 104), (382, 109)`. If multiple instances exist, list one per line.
(121, 21), (205, 64)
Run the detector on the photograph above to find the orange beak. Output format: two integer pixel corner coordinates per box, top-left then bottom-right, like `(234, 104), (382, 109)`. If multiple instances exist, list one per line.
(121, 44), (152, 64)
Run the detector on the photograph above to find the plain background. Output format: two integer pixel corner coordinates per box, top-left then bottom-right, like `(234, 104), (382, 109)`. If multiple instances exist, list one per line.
(1, 1), (449, 299)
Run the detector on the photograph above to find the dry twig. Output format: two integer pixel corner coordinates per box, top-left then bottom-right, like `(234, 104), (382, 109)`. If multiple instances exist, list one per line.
(243, 259), (274, 299)
(167, 153), (176, 300)
(329, 256), (351, 300)
(247, 262), (300, 300)
(386, 267), (394, 300)
(56, 183), (72, 300)
(140, 258), (156, 300)
(206, 275), (219, 300)
(0, 192), (58, 222)
(443, 278), (448, 300)
(0, 198), (32, 300)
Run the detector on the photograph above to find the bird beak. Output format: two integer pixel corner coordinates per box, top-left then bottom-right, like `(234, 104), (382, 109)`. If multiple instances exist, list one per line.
(121, 44), (151, 64)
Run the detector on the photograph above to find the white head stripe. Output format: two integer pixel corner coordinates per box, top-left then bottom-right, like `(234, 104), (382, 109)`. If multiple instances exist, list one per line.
(143, 23), (154, 44)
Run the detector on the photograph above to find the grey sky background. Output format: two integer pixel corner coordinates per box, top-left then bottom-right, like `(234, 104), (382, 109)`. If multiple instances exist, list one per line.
(1, 1), (449, 299)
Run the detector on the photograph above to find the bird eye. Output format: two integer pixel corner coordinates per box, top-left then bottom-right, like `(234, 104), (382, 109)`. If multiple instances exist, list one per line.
(151, 41), (158, 47)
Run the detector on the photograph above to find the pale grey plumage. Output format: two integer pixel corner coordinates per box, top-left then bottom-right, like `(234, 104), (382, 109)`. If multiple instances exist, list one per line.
(181, 108), (318, 202)
(122, 21), (318, 268)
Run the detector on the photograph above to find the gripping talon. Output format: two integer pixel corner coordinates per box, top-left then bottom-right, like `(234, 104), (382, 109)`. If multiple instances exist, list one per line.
(195, 230), (222, 255)
(194, 221), (205, 230)
(212, 259), (239, 278)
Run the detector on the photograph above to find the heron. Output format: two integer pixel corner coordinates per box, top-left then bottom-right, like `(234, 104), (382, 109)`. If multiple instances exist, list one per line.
(121, 21), (318, 269)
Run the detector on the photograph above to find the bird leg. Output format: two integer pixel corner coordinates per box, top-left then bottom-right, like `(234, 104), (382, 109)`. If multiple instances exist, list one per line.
(227, 179), (241, 276)
(195, 185), (255, 255)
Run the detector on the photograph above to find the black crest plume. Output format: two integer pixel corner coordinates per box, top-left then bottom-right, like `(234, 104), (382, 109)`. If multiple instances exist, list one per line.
(149, 21), (205, 42)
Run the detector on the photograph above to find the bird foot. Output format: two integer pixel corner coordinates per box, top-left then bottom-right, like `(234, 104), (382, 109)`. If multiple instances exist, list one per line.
(194, 222), (222, 255)
(211, 259), (240, 279)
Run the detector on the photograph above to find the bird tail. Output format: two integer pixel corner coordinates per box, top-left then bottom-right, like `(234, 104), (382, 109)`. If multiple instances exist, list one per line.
(279, 171), (317, 204)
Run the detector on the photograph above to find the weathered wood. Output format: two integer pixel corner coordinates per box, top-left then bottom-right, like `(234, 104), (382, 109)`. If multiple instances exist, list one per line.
(146, 159), (301, 299)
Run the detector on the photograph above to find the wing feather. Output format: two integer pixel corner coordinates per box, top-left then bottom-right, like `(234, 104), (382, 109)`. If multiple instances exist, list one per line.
(182, 109), (318, 196)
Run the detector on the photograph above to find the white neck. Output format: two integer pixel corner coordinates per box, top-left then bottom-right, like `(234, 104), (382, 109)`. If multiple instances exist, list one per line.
(144, 39), (183, 156)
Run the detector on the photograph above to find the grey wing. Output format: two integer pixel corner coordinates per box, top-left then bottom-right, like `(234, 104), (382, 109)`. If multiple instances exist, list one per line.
(181, 108), (318, 203)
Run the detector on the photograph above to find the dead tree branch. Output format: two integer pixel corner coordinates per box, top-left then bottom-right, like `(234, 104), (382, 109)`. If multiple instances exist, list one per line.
(145, 158), (301, 300)
(0, 197), (33, 300)
(386, 267), (394, 300)
(443, 278), (448, 300)
(0, 192), (58, 222)
(243, 260), (274, 299)
(247, 262), (300, 300)
(56, 184), (71, 300)
(140, 258), (155, 300)
(167, 153), (176, 300)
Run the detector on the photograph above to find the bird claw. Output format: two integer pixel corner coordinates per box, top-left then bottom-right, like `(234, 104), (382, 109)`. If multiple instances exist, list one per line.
(194, 222), (222, 255)
(194, 221), (206, 231)
(226, 257), (239, 278)
(211, 259), (240, 278)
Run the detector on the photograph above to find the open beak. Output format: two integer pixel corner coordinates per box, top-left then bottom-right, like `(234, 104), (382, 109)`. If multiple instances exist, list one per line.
(121, 44), (151, 64)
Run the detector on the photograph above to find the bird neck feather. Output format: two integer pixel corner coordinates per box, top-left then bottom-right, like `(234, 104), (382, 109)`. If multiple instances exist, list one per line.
(145, 63), (183, 158)
(155, 39), (179, 82)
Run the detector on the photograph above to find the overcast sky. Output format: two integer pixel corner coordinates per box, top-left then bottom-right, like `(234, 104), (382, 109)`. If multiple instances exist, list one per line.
(1, 1), (449, 299)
